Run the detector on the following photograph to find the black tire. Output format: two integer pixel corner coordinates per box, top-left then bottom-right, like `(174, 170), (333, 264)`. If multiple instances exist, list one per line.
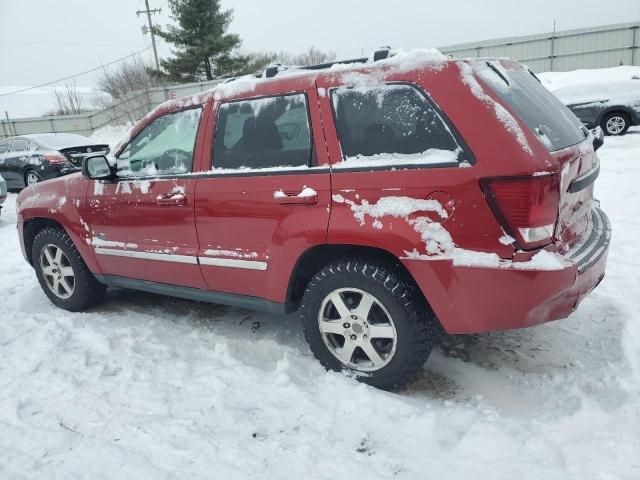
(601, 111), (630, 136)
(300, 257), (439, 390)
(24, 169), (41, 187)
(32, 227), (106, 311)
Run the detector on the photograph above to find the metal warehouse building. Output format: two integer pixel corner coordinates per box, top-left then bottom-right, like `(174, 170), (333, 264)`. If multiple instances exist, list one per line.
(440, 21), (639, 72)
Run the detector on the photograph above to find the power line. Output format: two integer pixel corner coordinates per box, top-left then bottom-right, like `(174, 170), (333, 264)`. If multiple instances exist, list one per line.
(0, 40), (141, 48)
(0, 47), (152, 97)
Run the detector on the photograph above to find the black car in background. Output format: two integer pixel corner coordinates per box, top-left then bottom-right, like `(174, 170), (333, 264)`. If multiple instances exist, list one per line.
(0, 133), (109, 188)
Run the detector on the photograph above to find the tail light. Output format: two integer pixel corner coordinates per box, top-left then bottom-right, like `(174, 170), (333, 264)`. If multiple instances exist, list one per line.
(481, 174), (560, 249)
(43, 153), (69, 164)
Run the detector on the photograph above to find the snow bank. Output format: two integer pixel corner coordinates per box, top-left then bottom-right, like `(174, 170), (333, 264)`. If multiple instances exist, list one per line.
(90, 123), (133, 151)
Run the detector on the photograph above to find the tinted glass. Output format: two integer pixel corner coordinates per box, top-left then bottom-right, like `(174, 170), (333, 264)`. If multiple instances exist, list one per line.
(331, 84), (461, 163)
(117, 108), (202, 177)
(213, 94), (311, 170)
(476, 64), (586, 151)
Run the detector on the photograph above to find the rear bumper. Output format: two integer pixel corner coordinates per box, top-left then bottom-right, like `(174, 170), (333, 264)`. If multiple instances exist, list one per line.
(405, 207), (611, 334)
(42, 164), (81, 181)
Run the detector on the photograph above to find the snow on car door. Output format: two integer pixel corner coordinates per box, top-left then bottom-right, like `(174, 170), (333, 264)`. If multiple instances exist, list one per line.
(194, 84), (331, 304)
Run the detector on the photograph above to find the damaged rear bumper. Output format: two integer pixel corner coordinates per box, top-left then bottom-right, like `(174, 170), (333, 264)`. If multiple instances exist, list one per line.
(404, 207), (611, 334)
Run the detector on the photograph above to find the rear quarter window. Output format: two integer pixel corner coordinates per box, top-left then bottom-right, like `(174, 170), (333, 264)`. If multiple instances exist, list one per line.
(330, 83), (465, 168)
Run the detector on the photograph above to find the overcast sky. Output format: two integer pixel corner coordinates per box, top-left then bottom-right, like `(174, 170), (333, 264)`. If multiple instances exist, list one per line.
(0, 0), (638, 90)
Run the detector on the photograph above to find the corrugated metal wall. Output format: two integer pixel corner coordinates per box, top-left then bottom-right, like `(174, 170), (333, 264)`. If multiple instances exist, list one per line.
(441, 21), (639, 72)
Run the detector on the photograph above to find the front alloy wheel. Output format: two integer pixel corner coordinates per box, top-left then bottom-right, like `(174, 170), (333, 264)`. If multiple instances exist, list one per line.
(32, 227), (106, 311)
(39, 244), (75, 299)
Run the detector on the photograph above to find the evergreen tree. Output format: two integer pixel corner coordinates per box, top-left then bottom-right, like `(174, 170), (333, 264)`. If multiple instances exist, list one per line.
(155, 0), (248, 82)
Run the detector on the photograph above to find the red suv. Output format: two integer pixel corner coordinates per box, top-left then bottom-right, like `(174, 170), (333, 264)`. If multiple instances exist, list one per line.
(16, 50), (610, 389)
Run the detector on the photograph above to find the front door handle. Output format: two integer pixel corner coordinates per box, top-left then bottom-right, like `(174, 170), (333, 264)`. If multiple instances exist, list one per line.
(274, 189), (318, 205)
(156, 193), (187, 206)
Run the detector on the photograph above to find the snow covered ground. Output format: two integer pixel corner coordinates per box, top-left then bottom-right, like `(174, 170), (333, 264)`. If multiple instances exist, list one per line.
(1, 130), (639, 479)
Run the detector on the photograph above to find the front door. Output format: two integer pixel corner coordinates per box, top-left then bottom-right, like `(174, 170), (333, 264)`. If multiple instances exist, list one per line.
(194, 82), (331, 304)
(83, 106), (207, 289)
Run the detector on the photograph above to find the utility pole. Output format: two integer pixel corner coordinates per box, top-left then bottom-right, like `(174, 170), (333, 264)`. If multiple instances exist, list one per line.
(137, 0), (161, 70)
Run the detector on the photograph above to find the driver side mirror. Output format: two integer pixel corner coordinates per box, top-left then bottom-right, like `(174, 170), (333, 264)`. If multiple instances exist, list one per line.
(82, 154), (115, 180)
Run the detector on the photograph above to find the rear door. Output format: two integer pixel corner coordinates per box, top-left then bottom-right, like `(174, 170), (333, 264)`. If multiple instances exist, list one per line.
(193, 81), (331, 304)
(83, 106), (207, 289)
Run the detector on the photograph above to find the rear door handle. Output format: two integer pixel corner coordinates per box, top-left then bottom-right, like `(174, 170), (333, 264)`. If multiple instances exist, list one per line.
(274, 190), (318, 205)
(156, 193), (187, 206)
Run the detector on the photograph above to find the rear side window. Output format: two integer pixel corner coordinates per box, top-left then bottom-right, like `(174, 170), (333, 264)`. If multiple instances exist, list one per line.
(330, 84), (462, 167)
(476, 65), (586, 151)
(11, 139), (29, 152)
(213, 93), (311, 170)
(0, 142), (8, 154)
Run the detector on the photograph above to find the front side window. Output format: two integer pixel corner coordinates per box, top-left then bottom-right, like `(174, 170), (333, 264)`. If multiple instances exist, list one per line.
(117, 107), (202, 177)
(0, 141), (9, 155)
(331, 84), (462, 167)
(213, 93), (311, 170)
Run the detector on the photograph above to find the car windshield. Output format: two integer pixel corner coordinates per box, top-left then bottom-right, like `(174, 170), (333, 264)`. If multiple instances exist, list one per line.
(476, 64), (586, 151)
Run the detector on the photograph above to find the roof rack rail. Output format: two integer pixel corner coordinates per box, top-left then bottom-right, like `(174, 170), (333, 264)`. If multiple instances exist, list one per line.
(262, 47), (394, 78)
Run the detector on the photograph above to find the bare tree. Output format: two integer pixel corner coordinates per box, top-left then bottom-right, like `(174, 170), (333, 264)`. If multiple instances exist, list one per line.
(48, 81), (88, 116)
(277, 47), (337, 66)
(97, 55), (164, 100)
(240, 47), (337, 75)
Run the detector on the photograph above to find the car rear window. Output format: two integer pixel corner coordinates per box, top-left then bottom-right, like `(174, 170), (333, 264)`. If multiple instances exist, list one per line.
(476, 64), (586, 151)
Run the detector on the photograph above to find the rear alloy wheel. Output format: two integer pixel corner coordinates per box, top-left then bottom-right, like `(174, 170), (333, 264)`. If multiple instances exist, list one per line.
(25, 170), (41, 186)
(32, 227), (106, 311)
(601, 112), (630, 136)
(300, 258), (439, 390)
(319, 288), (398, 372)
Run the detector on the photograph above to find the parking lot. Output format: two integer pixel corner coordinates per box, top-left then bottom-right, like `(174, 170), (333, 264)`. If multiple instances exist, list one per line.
(0, 128), (638, 479)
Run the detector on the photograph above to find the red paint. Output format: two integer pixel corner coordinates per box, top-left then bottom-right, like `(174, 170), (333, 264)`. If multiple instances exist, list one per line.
(16, 57), (609, 334)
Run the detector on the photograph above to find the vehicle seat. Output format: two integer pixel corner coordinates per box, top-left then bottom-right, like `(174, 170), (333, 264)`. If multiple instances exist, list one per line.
(242, 117), (283, 152)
